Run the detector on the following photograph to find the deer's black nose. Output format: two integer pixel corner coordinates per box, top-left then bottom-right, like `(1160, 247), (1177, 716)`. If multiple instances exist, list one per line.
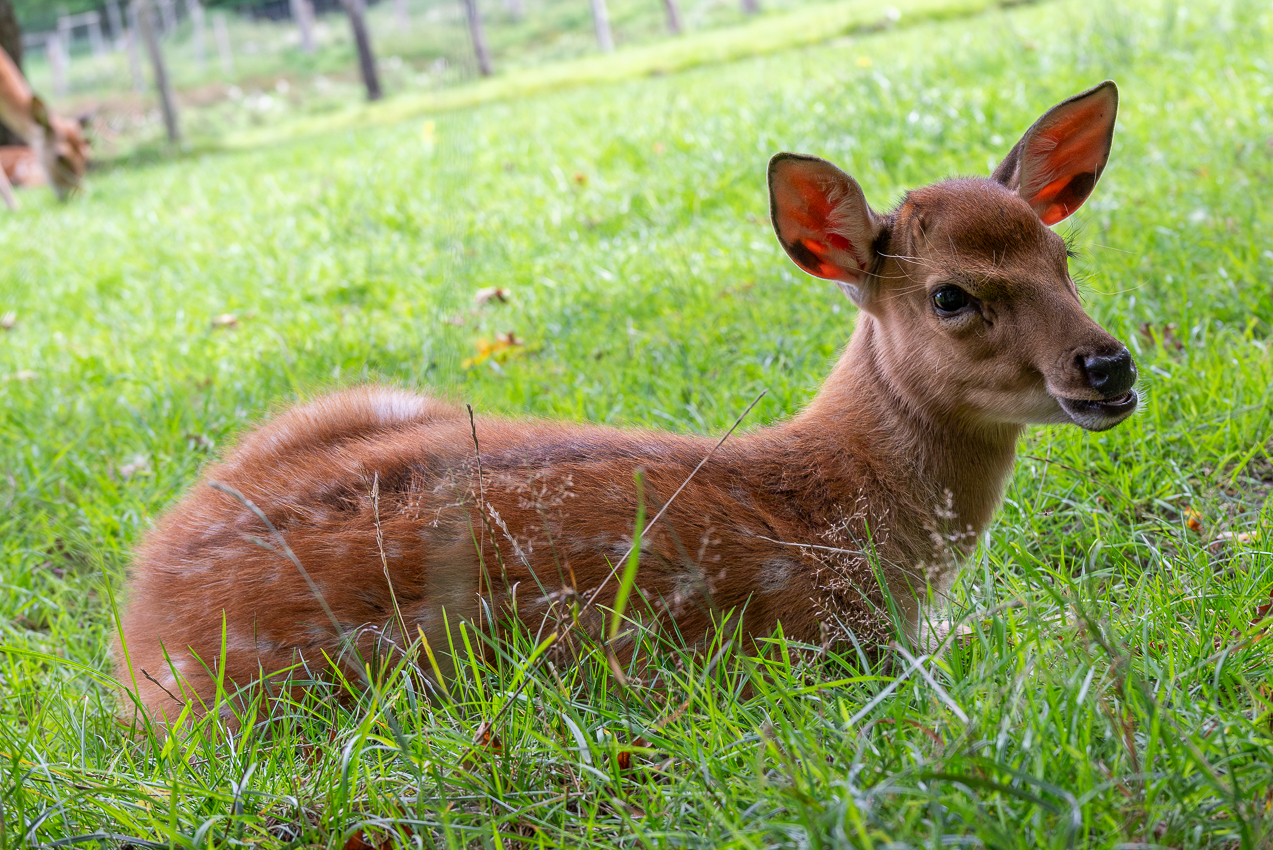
(1081, 347), (1137, 397)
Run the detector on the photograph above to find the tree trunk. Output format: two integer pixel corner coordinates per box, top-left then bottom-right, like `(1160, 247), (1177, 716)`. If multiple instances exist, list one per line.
(0, 0), (23, 146)
(662, 0), (681, 34)
(341, 0), (382, 101)
(460, 0), (492, 76)
(289, 0), (314, 52)
(134, 0), (181, 143)
(740, 0), (759, 13)
(590, 0), (614, 52)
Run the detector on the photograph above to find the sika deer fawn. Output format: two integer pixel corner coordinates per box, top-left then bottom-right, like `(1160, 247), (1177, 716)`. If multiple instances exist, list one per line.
(116, 82), (1137, 727)
(0, 46), (90, 202)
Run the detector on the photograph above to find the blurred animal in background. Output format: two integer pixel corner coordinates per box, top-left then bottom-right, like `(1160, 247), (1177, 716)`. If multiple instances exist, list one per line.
(0, 45), (91, 206)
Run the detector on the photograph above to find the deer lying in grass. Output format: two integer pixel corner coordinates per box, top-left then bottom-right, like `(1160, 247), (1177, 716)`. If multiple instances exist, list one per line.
(117, 82), (1137, 727)
(0, 46), (90, 204)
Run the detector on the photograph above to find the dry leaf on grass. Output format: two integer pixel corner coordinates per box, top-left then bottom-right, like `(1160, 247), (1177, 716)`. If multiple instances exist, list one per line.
(461, 332), (525, 369)
(1138, 321), (1184, 352)
(1209, 530), (1254, 552)
(461, 721), (504, 765)
(1182, 505), (1204, 534)
(474, 286), (510, 306)
(118, 454), (150, 479)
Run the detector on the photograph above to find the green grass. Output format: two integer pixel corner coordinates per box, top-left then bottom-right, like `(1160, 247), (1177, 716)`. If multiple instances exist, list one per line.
(3, 0), (1273, 845)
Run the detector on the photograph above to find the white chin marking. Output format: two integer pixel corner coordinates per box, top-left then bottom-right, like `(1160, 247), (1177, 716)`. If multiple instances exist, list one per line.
(1057, 390), (1138, 432)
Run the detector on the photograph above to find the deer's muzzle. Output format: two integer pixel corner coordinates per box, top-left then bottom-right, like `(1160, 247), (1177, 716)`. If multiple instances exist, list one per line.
(1055, 344), (1139, 431)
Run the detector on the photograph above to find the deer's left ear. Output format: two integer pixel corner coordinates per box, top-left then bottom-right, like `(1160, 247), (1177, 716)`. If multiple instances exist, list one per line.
(992, 81), (1118, 226)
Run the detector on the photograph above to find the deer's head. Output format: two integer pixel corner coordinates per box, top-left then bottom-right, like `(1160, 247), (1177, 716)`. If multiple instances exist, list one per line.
(31, 97), (90, 200)
(769, 81), (1136, 432)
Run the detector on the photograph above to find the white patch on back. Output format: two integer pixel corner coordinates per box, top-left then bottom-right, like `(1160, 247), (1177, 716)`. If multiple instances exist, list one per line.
(371, 392), (424, 425)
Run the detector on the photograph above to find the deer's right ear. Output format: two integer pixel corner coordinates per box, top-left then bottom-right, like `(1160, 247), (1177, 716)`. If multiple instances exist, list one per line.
(768, 153), (883, 307)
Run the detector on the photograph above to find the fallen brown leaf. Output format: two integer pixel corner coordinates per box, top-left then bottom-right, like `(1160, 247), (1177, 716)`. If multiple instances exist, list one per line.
(1209, 530), (1254, 552)
(474, 286), (509, 306)
(461, 721), (503, 765)
(342, 830), (376, 850)
(462, 332), (525, 369)
(1183, 505), (1204, 534)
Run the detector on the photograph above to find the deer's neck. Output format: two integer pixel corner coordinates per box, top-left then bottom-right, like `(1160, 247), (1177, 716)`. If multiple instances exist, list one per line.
(782, 317), (1022, 544)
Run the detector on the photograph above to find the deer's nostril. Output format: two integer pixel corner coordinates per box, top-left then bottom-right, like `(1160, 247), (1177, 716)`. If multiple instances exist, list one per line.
(1082, 348), (1136, 396)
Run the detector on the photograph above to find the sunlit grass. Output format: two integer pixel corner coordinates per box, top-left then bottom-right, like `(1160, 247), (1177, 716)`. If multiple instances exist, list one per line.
(1, 0), (1272, 845)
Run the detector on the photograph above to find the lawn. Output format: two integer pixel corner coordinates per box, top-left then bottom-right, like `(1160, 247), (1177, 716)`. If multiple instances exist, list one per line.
(2, 0), (1272, 845)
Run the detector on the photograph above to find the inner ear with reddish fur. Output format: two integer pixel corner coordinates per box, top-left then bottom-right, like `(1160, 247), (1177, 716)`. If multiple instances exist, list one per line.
(992, 80), (1118, 226)
(767, 153), (882, 299)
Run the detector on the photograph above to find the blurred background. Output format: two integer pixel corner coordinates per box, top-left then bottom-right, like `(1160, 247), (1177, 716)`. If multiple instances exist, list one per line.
(2, 0), (841, 160)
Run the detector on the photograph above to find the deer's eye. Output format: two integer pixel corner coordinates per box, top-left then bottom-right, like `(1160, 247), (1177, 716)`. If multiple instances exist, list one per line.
(932, 285), (971, 315)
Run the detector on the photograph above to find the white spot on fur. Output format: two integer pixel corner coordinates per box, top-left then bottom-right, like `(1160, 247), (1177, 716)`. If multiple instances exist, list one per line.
(760, 558), (797, 594)
(227, 631), (274, 655)
(372, 392), (423, 424)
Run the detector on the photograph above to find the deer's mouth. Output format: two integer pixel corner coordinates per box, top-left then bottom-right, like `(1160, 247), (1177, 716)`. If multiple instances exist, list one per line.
(1057, 390), (1138, 431)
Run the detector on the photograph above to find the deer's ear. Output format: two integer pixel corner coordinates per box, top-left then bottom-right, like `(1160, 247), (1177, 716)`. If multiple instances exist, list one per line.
(768, 153), (883, 307)
(30, 96), (52, 130)
(992, 80), (1118, 226)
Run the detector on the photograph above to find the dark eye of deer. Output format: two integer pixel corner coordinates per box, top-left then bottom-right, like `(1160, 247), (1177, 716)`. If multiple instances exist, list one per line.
(933, 285), (971, 315)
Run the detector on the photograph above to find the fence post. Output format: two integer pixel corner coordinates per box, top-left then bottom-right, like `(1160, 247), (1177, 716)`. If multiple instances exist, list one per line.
(47, 34), (68, 98)
(126, 3), (146, 91)
(87, 12), (107, 55)
(288, 0), (314, 52)
(185, 0), (205, 72)
(589, 0), (614, 52)
(340, 0), (382, 101)
(663, 0), (682, 34)
(213, 12), (233, 77)
(134, 0), (181, 143)
(460, 0), (492, 76)
(157, 0), (177, 35)
(56, 10), (72, 71)
(106, 0), (126, 47)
